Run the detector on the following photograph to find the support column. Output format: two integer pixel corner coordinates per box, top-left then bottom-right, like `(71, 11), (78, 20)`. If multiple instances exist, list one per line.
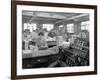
(74, 21), (81, 35)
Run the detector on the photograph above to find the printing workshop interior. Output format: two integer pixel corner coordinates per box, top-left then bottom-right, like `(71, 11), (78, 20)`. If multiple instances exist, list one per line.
(22, 11), (89, 69)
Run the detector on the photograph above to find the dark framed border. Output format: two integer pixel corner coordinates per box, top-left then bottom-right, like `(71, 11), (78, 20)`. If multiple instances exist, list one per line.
(11, 0), (97, 80)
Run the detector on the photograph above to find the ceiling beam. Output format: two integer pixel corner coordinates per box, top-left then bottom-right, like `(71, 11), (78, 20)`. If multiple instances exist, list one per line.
(23, 12), (67, 20)
(55, 14), (89, 24)
(36, 12), (67, 19)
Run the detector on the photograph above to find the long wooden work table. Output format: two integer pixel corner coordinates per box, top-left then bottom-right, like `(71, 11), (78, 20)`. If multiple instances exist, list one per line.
(22, 49), (58, 59)
(22, 47), (60, 68)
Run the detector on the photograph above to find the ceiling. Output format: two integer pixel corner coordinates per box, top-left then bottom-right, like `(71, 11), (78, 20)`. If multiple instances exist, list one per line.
(22, 11), (89, 24)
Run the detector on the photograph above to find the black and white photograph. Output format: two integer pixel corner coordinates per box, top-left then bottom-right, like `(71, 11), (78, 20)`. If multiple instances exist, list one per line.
(22, 11), (90, 69)
(11, 1), (97, 79)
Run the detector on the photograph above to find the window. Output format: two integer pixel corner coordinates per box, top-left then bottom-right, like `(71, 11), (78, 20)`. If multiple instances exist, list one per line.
(66, 24), (74, 33)
(24, 23), (37, 32)
(81, 21), (89, 31)
(43, 24), (54, 31)
(31, 24), (37, 30)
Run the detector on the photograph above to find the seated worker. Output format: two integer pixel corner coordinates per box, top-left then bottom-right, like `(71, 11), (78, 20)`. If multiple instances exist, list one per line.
(36, 31), (48, 50)
(43, 28), (49, 40)
(79, 30), (89, 41)
(68, 35), (76, 44)
(22, 29), (31, 50)
(28, 30), (38, 51)
(31, 30), (38, 40)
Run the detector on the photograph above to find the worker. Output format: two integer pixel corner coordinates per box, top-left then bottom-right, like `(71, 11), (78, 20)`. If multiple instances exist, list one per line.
(36, 31), (48, 49)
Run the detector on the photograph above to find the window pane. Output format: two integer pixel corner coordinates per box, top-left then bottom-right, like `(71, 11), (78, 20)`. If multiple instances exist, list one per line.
(81, 21), (89, 31)
(24, 23), (37, 32)
(66, 24), (74, 33)
(32, 24), (37, 30)
(24, 23), (28, 30)
(43, 24), (54, 31)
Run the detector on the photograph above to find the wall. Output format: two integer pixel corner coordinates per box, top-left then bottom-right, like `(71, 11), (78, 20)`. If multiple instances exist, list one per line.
(0, 0), (100, 80)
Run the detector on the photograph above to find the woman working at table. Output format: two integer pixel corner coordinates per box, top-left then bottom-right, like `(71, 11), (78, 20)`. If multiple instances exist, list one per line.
(36, 31), (48, 50)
